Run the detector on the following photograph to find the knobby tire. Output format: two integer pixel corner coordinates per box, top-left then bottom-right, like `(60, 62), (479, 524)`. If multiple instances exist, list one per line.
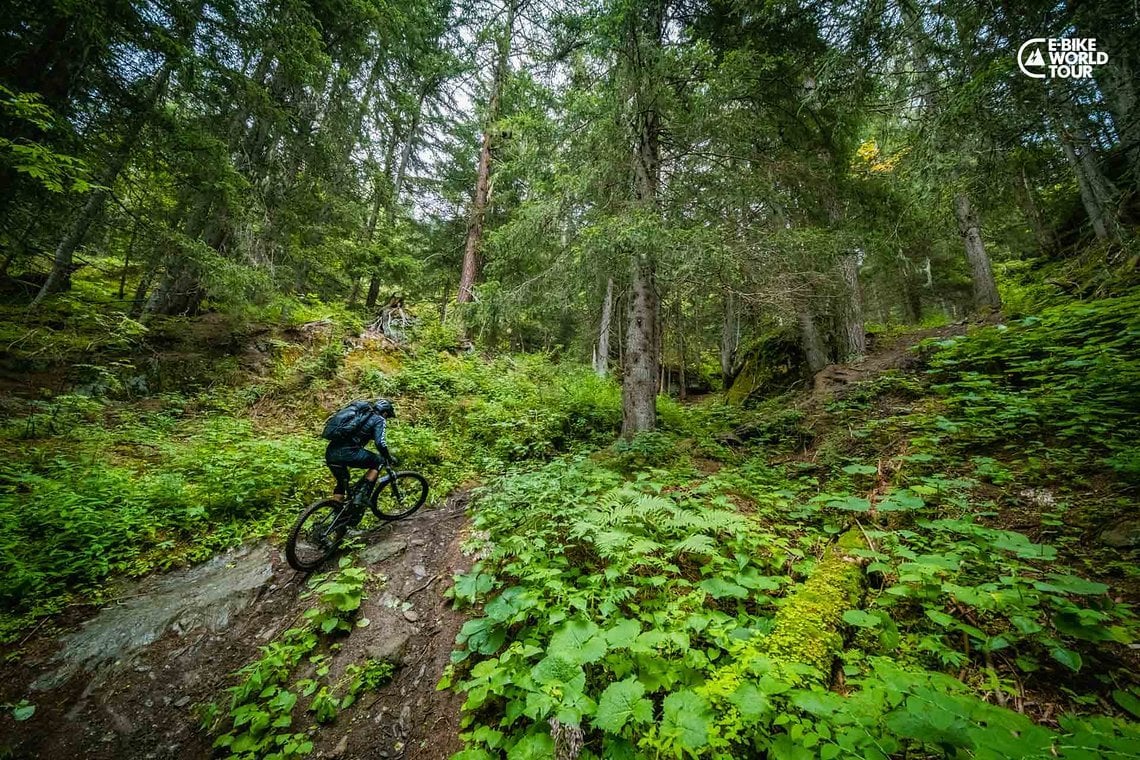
(371, 471), (428, 520)
(285, 498), (347, 571)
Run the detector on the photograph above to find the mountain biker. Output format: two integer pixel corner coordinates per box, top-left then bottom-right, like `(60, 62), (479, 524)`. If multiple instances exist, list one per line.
(323, 398), (398, 513)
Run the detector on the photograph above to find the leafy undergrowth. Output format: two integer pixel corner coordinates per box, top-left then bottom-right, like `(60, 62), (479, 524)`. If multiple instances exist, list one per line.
(0, 312), (621, 642)
(445, 293), (1140, 759)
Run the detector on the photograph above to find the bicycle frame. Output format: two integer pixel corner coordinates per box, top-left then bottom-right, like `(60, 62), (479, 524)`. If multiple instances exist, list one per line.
(350, 464), (401, 507)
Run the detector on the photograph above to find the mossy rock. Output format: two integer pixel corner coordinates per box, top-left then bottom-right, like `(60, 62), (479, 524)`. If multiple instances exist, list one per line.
(726, 330), (809, 405)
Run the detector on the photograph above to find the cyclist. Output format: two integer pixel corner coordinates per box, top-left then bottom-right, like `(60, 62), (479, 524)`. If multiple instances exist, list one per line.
(323, 398), (398, 514)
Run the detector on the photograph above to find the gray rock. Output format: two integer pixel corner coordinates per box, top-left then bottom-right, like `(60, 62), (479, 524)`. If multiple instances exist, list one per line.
(412, 565), (427, 579)
(33, 543), (274, 691)
(360, 538), (407, 565)
(173, 696), (191, 708)
(364, 631), (411, 665)
(402, 609), (419, 622)
(1101, 519), (1140, 548)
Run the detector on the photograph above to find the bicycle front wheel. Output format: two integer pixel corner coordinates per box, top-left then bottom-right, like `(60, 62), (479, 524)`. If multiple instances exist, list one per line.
(371, 472), (428, 520)
(285, 499), (347, 571)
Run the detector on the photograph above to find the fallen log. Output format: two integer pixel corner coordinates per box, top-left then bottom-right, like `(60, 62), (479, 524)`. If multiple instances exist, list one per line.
(695, 529), (868, 752)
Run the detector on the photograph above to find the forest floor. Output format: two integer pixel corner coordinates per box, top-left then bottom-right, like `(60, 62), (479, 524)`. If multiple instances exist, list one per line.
(0, 490), (473, 760)
(2, 298), (1138, 760)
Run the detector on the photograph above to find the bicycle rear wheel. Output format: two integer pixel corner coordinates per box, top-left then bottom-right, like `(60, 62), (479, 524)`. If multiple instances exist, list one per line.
(286, 499), (347, 571)
(371, 472), (428, 520)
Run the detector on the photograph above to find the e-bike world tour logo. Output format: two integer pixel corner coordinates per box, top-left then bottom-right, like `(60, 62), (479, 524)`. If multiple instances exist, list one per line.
(1018, 37), (1108, 79)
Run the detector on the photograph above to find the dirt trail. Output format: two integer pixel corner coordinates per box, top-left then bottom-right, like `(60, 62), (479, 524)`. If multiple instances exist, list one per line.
(0, 492), (474, 760)
(808, 322), (970, 401)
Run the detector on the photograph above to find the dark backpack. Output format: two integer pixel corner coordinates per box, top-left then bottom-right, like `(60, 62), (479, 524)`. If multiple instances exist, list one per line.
(321, 400), (375, 442)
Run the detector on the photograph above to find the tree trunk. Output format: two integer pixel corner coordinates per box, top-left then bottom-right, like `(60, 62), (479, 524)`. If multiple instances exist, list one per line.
(676, 298), (686, 401)
(129, 264), (155, 318)
(360, 180), (384, 310)
(458, 1), (515, 303)
(900, 264), (922, 324)
(365, 276), (382, 312)
(619, 0), (665, 438)
(616, 292), (624, 371)
(595, 277), (614, 376)
(144, 194), (223, 317)
(1094, 40), (1140, 189)
(390, 84), (428, 225)
(798, 309), (828, 373)
(31, 61), (175, 306)
(837, 252), (865, 359)
(0, 247), (17, 280)
(953, 192), (1001, 311)
(363, 101), (425, 312)
(347, 276), (361, 308)
(620, 214), (659, 438)
(364, 122), (403, 312)
(1059, 126), (1117, 241)
(720, 290), (740, 384)
(1016, 166), (1054, 251)
(144, 265), (202, 316)
(118, 222), (138, 300)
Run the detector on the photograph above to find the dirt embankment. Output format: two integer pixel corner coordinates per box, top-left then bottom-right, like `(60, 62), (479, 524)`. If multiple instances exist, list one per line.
(0, 492), (474, 760)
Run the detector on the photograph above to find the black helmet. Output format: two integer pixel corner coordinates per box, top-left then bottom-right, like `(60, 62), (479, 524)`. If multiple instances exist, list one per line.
(374, 398), (396, 418)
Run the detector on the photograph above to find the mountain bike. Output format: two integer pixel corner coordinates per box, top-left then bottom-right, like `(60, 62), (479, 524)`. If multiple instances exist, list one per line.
(285, 465), (428, 571)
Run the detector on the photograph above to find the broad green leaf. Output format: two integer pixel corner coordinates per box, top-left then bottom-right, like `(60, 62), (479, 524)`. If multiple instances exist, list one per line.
(605, 619), (641, 649)
(925, 609), (957, 628)
(1050, 646), (1082, 672)
(549, 619), (607, 664)
(593, 678), (652, 733)
(877, 490), (924, 512)
(698, 577), (749, 599)
(506, 733), (555, 760)
(842, 609), (881, 628)
(1010, 615), (1043, 634)
(1038, 574), (1109, 596)
(791, 690), (843, 717)
(729, 683), (771, 722)
(531, 655), (581, 686)
(1112, 689), (1140, 719)
(827, 496), (872, 512)
(660, 690), (711, 753)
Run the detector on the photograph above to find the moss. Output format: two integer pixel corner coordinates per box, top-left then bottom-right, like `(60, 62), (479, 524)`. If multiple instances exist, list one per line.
(697, 530), (868, 748)
(725, 330), (807, 405)
(761, 529), (866, 671)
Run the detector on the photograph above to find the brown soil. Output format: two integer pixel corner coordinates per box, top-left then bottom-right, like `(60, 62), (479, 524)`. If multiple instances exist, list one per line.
(0, 492), (474, 760)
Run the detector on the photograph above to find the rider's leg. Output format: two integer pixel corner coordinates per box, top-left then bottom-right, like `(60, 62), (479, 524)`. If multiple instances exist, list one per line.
(327, 461), (350, 503)
(349, 452), (384, 508)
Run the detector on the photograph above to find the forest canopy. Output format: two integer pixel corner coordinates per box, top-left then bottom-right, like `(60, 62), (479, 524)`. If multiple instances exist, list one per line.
(3, 0), (1136, 430)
